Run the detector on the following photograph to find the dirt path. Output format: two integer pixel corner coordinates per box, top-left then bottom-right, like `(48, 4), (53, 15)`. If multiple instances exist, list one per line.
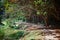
(21, 29), (60, 40)
(16, 22), (60, 40)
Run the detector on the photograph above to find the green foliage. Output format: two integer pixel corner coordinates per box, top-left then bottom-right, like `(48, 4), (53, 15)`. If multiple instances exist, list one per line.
(34, 0), (43, 5)
(31, 39), (35, 40)
(37, 11), (40, 15)
(9, 31), (24, 39)
(0, 26), (25, 40)
(0, 27), (5, 40)
(43, 11), (47, 16)
(4, 3), (26, 22)
(34, 0), (47, 16)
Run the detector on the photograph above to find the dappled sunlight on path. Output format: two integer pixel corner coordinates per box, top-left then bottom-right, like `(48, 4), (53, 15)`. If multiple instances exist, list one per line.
(24, 29), (60, 40)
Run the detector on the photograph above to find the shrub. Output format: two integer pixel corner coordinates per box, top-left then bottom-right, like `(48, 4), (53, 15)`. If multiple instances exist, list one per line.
(7, 31), (24, 40)
(0, 27), (5, 40)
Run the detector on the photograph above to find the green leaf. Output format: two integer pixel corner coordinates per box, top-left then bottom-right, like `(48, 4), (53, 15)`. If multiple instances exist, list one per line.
(43, 12), (47, 15)
(37, 11), (40, 15)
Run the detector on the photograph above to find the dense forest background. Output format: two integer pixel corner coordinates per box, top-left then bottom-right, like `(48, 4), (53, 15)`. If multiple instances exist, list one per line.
(0, 0), (60, 40)
(0, 0), (60, 27)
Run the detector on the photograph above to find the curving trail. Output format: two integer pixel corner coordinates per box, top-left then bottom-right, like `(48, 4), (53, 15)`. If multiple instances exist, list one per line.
(16, 22), (60, 40)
